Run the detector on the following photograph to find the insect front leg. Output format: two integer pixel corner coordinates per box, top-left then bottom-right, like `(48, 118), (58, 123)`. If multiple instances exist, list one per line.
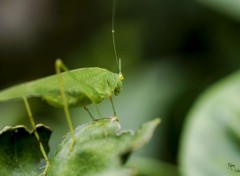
(109, 96), (117, 117)
(55, 59), (76, 149)
(22, 97), (50, 175)
(106, 80), (117, 117)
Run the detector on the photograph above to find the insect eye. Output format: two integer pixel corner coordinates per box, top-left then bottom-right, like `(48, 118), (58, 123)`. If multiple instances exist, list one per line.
(119, 73), (124, 81)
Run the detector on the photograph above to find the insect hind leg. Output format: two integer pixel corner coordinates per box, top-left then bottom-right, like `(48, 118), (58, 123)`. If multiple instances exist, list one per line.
(55, 59), (76, 149)
(22, 96), (50, 174)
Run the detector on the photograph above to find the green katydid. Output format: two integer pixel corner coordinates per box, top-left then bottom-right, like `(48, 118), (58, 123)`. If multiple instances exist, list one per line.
(0, 0), (123, 173)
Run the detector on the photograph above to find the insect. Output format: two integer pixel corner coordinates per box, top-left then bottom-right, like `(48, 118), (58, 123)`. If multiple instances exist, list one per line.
(0, 0), (123, 173)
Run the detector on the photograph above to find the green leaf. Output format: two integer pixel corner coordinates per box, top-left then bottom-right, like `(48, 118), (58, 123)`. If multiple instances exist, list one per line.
(179, 70), (240, 176)
(48, 117), (160, 176)
(0, 124), (52, 176)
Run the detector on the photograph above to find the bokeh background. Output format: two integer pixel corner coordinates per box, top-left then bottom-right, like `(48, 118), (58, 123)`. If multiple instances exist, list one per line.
(0, 0), (240, 175)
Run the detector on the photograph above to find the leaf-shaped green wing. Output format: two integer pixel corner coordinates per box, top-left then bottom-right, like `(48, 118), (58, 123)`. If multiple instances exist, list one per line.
(0, 68), (120, 107)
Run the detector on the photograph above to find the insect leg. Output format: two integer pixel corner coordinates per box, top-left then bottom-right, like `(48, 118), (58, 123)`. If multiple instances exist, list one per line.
(55, 59), (76, 149)
(109, 96), (117, 117)
(22, 96), (50, 174)
(83, 106), (95, 120)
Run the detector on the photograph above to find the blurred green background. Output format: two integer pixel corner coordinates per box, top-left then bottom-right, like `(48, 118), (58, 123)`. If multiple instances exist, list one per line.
(0, 0), (240, 175)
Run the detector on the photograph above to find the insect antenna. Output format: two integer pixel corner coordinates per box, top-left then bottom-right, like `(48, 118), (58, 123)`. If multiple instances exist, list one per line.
(112, 0), (121, 74)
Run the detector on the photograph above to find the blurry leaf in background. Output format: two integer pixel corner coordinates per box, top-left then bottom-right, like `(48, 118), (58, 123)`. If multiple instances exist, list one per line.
(179, 70), (240, 176)
(197, 0), (240, 21)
